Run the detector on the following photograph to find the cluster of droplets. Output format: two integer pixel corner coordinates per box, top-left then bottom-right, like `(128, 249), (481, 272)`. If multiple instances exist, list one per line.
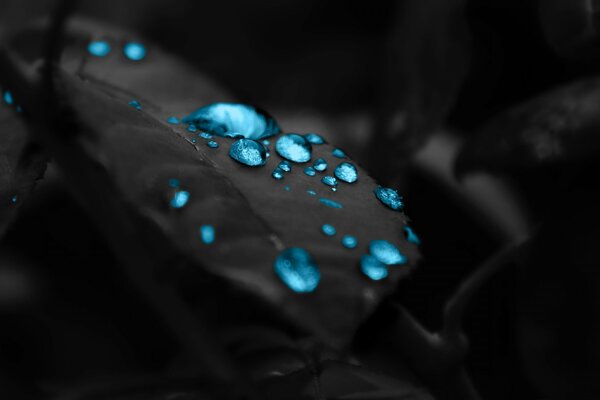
(88, 40), (147, 61)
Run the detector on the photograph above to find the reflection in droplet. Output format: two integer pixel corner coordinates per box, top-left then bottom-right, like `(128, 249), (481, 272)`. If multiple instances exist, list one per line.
(200, 225), (215, 244)
(88, 40), (111, 57)
(369, 240), (406, 265)
(123, 42), (146, 61)
(274, 248), (320, 293)
(360, 255), (388, 280)
(342, 235), (358, 249)
(334, 162), (358, 183)
(374, 187), (404, 211)
(276, 134), (312, 163)
(229, 139), (267, 166)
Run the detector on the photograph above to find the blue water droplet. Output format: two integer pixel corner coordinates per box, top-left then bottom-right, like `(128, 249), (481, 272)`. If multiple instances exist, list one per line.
(278, 160), (291, 173)
(207, 140), (219, 148)
(167, 116), (180, 125)
(274, 248), (320, 293)
(313, 158), (327, 172)
(183, 103), (280, 140)
(321, 176), (337, 187)
(332, 148), (346, 158)
(319, 198), (342, 208)
(374, 187), (404, 211)
(369, 240), (407, 265)
(10, 195), (18, 204)
(360, 255), (388, 281)
(187, 124), (197, 133)
(3, 90), (13, 105)
(334, 162), (358, 183)
(321, 224), (336, 236)
(262, 140), (270, 146)
(304, 167), (316, 176)
(342, 235), (358, 249)
(200, 225), (215, 244)
(304, 133), (325, 145)
(229, 139), (267, 166)
(272, 168), (285, 180)
(123, 42), (146, 61)
(284, 185), (291, 191)
(88, 40), (111, 57)
(331, 187), (337, 192)
(168, 178), (180, 188)
(404, 226), (421, 245)
(128, 100), (142, 110)
(170, 190), (190, 208)
(199, 132), (213, 139)
(307, 189), (317, 196)
(275, 134), (312, 163)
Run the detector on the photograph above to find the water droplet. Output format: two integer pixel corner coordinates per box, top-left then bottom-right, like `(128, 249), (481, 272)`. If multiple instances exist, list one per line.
(272, 168), (285, 180)
(369, 240), (407, 265)
(334, 162), (358, 183)
(313, 158), (327, 172)
(199, 132), (213, 139)
(321, 224), (336, 236)
(15, 105), (22, 112)
(200, 225), (215, 244)
(170, 190), (190, 208)
(319, 198), (342, 208)
(360, 255), (388, 281)
(342, 235), (358, 249)
(275, 134), (312, 163)
(190, 138), (197, 144)
(207, 140), (219, 148)
(274, 248), (320, 293)
(168, 178), (180, 188)
(278, 160), (291, 172)
(229, 139), (267, 166)
(307, 189), (317, 196)
(304, 133), (325, 144)
(123, 42), (146, 61)
(374, 187), (404, 211)
(284, 185), (291, 191)
(3, 90), (13, 105)
(88, 40), (111, 57)
(331, 187), (337, 192)
(187, 124), (197, 132)
(304, 167), (316, 176)
(321, 175), (337, 187)
(167, 116), (180, 125)
(262, 140), (270, 146)
(183, 103), (280, 140)
(128, 100), (141, 110)
(404, 226), (421, 245)
(332, 148), (346, 158)
(10, 195), (18, 204)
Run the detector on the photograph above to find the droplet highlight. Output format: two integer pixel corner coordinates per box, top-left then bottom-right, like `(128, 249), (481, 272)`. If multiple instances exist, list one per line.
(275, 134), (312, 163)
(374, 187), (404, 211)
(334, 162), (358, 183)
(369, 240), (407, 265)
(229, 139), (267, 166)
(274, 248), (320, 293)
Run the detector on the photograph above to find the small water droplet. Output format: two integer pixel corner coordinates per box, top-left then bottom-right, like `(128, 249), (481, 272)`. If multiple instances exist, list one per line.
(274, 248), (320, 293)
(170, 190), (190, 208)
(360, 255), (388, 281)
(187, 124), (197, 133)
(190, 138), (197, 144)
(278, 161), (291, 172)
(342, 235), (358, 249)
(332, 148), (346, 158)
(307, 189), (317, 196)
(128, 100), (142, 110)
(321, 224), (336, 236)
(334, 162), (358, 183)
(168, 178), (180, 188)
(275, 134), (312, 163)
(207, 140), (219, 148)
(374, 187), (404, 211)
(199, 132), (213, 139)
(15, 105), (22, 112)
(200, 225), (215, 244)
(183, 103), (280, 140)
(262, 140), (270, 146)
(88, 40), (111, 57)
(369, 240), (407, 265)
(284, 185), (291, 191)
(331, 187), (337, 192)
(304, 133), (325, 144)
(313, 158), (327, 172)
(167, 116), (180, 125)
(319, 198), (342, 208)
(404, 226), (421, 245)
(3, 90), (13, 105)
(321, 175), (337, 187)
(229, 139), (267, 166)
(123, 42), (146, 61)
(10, 195), (18, 204)
(304, 167), (316, 176)
(272, 168), (285, 180)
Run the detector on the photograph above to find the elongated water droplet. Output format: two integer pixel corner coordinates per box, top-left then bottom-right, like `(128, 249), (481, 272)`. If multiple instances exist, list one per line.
(199, 132), (212, 139)
(3, 90), (13, 105)
(207, 140), (219, 148)
(229, 139), (267, 166)
(321, 175), (337, 187)
(313, 158), (327, 172)
(276, 134), (312, 163)
(274, 248), (320, 293)
(183, 103), (280, 140)
(200, 225), (215, 244)
(321, 224), (336, 236)
(171, 190), (190, 208)
(304, 167), (316, 176)
(304, 133), (325, 144)
(404, 226), (421, 245)
(123, 42), (146, 61)
(360, 255), (388, 280)
(374, 187), (404, 211)
(167, 116), (180, 125)
(342, 235), (358, 249)
(278, 161), (291, 172)
(334, 162), (358, 183)
(88, 40), (111, 57)
(369, 240), (406, 265)
(128, 100), (141, 110)
(332, 148), (346, 158)
(307, 189), (317, 196)
(319, 198), (342, 208)
(272, 168), (285, 180)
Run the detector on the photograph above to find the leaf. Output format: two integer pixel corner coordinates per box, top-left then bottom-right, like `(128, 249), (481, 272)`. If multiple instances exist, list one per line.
(455, 76), (600, 176)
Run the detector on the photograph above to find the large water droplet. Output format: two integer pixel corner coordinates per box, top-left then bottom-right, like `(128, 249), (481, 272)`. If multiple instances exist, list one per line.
(404, 226), (421, 245)
(229, 139), (267, 166)
(275, 134), (312, 163)
(374, 187), (404, 211)
(321, 176), (337, 187)
(123, 42), (146, 61)
(3, 90), (13, 105)
(128, 100), (142, 110)
(313, 158), (327, 172)
(274, 248), (320, 293)
(334, 162), (358, 183)
(360, 255), (388, 281)
(319, 198), (342, 208)
(88, 40), (111, 57)
(369, 240), (406, 265)
(278, 161), (291, 172)
(304, 133), (325, 144)
(272, 168), (285, 180)
(342, 235), (358, 249)
(321, 224), (336, 236)
(183, 103), (280, 140)
(200, 225), (215, 244)
(332, 148), (346, 158)
(304, 167), (316, 176)
(170, 190), (190, 208)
